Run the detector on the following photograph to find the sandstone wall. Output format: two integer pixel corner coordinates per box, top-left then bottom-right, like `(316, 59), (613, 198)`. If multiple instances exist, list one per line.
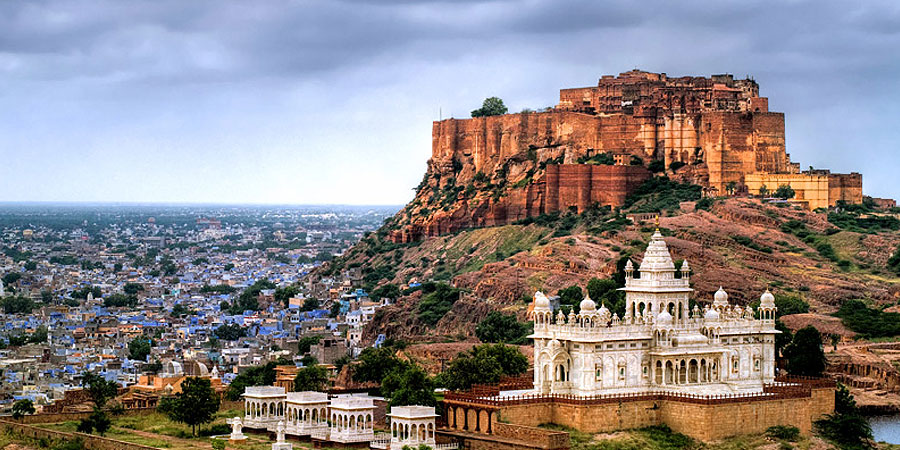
(0, 419), (159, 450)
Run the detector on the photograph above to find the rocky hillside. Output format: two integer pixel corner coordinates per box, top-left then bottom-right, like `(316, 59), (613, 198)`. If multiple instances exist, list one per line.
(324, 193), (900, 343)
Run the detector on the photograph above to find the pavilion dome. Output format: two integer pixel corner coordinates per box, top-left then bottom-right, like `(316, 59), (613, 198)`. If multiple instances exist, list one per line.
(705, 308), (720, 321)
(579, 294), (597, 313)
(533, 291), (551, 310)
(713, 287), (729, 307)
(760, 289), (775, 308)
(656, 310), (673, 325)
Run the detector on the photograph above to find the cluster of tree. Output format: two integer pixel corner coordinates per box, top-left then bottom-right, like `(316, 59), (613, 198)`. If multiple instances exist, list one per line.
(371, 284), (401, 300)
(11, 398), (35, 419)
(158, 377), (221, 436)
(214, 323), (247, 341)
(1, 295), (35, 314)
(71, 285), (102, 300)
(352, 345), (436, 407)
(416, 282), (461, 326)
(171, 303), (197, 317)
(128, 336), (153, 361)
(475, 311), (531, 344)
(470, 97), (508, 118)
(834, 299), (900, 338)
(557, 277), (626, 316)
(293, 364), (329, 392)
(576, 153), (615, 165)
(103, 293), (138, 308)
(274, 285), (300, 308)
(890, 246), (900, 276)
(297, 335), (322, 354)
(828, 210), (900, 234)
(77, 373), (120, 435)
(2, 272), (22, 286)
(782, 326), (826, 377)
(814, 384), (874, 449)
(228, 279), (276, 314)
(3, 325), (48, 347)
(225, 358), (291, 400)
(621, 176), (703, 214)
(299, 297), (320, 312)
(199, 284), (237, 294)
(435, 344), (529, 391)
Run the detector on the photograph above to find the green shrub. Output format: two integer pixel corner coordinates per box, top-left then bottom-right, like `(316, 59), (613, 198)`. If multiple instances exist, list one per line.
(766, 425), (800, 441)
(417, 283), (461, 326)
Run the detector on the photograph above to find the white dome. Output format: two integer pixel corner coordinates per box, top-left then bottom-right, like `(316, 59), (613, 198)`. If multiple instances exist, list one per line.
(598, 303), (610, 316)
(705, 308), (720, 321)
(625, 259), (634, 271)
(533, 291), (551, 310)
(579, 294), (597, 313)
(656, 310), (673, 325)
(680, 259), (690, 272)
(760, 289), (775, 308)
(713, 287), (729, 306)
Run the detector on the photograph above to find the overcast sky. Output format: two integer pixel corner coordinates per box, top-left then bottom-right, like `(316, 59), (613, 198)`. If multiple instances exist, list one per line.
(2, 0), (898, 205)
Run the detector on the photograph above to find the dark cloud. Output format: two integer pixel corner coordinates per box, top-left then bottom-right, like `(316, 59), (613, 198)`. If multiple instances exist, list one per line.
(1, 0), (898, 203)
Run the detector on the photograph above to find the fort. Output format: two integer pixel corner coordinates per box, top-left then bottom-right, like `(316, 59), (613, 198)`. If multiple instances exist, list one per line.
(391, 70), (863, 243)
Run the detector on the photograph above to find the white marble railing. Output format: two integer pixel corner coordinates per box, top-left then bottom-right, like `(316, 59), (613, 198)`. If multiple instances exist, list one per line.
(370, 432), (391, 449)
(533, 318), (776, 341)
(310, 428), (329, 440)
(434, 444), (459, 450)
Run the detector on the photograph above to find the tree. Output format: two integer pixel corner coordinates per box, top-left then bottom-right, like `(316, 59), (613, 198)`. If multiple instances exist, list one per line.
(353, 347), (407, 384)
(28, 325), (48, 344)
(128, 336), (153, 361)
(2, 272), (21, 286)
(214, 323), (246, 341)
(293, 365), (329, 392)
(557, 285), (583, 312)
(586, 278), (625, 316)
(382, 365), (436, 407)
(372, 284), (401, 300)
(475, 312), (530, 344)
(329, 301), (342, 318)
(1, 295), (35, 314)
(725, 181), (738, 196)
(159, 377), (221, 436)
(758, 184), (769, 197)
(888, 245), (900, 276)
(471, 97), (508, 117)
(225, 359), (291, 401)
(104, 293), (138, 308)
(23, 261), (37, 271)
(300, 297), (320, 312)
(436, 344), (528, 391)
(11, 399), (35, 419)
(78, 373), (119, 436)
(297, 335), (322, 354)
(123, 283), (144, 295)
(782, 326), (826, 377)
(814, 383), (873, 449)
(275, 285), (300, 308)
(774, 184), (796, 200)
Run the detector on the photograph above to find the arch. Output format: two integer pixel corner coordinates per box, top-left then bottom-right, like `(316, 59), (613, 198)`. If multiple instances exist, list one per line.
(665, 361), (674, 384)
(655, 361), (663, 385)
(700, 359), (708, 383)
(679, 360), (687, 384)
(689, 359), (698, 383)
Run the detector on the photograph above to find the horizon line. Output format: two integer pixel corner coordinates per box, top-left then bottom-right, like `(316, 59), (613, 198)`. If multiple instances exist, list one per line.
(0, 200), (404, 208)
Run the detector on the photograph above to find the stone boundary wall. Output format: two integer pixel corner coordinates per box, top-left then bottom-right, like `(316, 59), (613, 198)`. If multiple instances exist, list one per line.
(492, 423), (569, 450)
(494, 386), (834, 441)
(0, 419), (158, 450)
(9, 407), (158, 424)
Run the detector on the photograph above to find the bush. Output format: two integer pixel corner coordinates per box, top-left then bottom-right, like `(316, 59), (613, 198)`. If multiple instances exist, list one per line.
(417, 282), (461, 326)
(766, 425), (800, 441)
(622, 177), (702, 213)
(476, 312), (531, 344)
(647, 160), (665, 173)
(835, 299), (900, 338)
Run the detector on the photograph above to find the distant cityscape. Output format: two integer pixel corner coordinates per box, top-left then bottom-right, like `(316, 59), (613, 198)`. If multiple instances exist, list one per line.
(0, 204), (398, 410)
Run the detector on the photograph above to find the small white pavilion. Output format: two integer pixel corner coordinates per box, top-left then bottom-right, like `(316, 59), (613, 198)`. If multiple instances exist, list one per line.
(244, 386), (287, 429)
(328, 395), (376, 443)
(389, 406), (437, 448)
(284, 391), (329, 436)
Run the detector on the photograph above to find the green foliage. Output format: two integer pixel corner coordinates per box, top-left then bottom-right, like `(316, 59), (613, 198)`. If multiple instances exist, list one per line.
(274, 285), (300, 308)
(128, 336), (153, 361)
(78, 407), (111, 435)
(577, 153), (615, 165)
(694, 197), (714, 211)
(300, 297), (320, 311)
(352, 346), (406, 384)
(211, 439), (227, 450)
(622, 177), (702, 213)
(436, 344), (528, 391)
(11, 398), (35, 419)
(731, 235), (773, 253)
(475, 311), (531, 344)
(774, 184), (796, 200)
(382, 365), (436, 407)
(372, 284), (401, 300)
(471, 97), (508, 117)
(1, 295), (34, 314)
(890, 246), (900, 276)
(225, 359), (288, 400)
(417, 282), (461, 326)
(123, 283), (144, 295)
(835, 299), (900, 338)
(557, 285), (583, 312)
(749, 293), (809, 319)
(229, 279), (276, 314)
(104, 293), (138, 308)
(293, 365), (329, 392)
(782, 326), (826, 377)
(766, 425), (800, 441)
(647, 160), (665, 173)
(297, 335), (322, 354)
(586, 277), (625, 316)
(171, 303), (196, 317)
(214, 323), (246, 341)
(2, 272), (22, 285)
(200, 284), (237, 294)
(828, 211), (900, 233)
(82, 372), (119, 409)
(159, 377), (221, 436)
(814, 384), (873, 449)
(669, 161), (686, 171)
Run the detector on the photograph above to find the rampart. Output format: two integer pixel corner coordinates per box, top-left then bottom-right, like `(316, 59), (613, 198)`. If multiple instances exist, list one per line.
(441, 376), (834, 442)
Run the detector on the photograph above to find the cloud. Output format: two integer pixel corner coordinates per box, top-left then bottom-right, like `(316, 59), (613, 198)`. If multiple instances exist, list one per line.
(1, 0), (899, 203)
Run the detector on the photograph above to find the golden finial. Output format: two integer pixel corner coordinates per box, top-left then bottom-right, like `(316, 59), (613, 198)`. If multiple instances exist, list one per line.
(655, 214), (660, 230)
